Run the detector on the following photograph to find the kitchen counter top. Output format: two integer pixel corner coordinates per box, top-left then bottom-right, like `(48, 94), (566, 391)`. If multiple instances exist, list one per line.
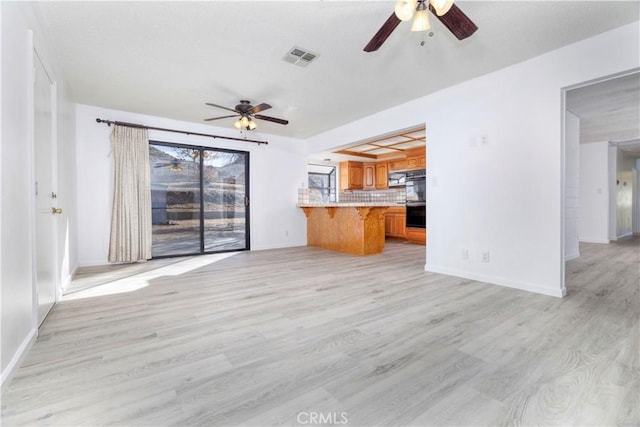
(296, 202), (404, 207)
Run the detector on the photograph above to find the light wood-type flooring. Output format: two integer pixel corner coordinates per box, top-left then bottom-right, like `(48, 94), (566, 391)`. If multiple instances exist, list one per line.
(2, 238), (638, 426)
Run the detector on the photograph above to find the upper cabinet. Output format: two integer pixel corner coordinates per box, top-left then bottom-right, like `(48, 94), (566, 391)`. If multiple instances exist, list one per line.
(361, 162), (390, 190)
(363, 163), (376, 190)
(388, 159), (408, 172)
(375, 163), (388, 189)
(340, 161), (363, 190)
(406, 148), (426, 170)
(339, 146), (425, 192)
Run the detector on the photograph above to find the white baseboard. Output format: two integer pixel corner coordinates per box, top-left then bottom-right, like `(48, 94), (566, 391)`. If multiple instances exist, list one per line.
(424, 264), (565, 298)
(578, 238), (610, 244)
(61, 265), (78, 294)
(78, 259), (111, 268)
(1, 328), (37, 389)
(565, 252), (580, 261)
(251, 241), (307, 251)
(617, 232), (634, 239)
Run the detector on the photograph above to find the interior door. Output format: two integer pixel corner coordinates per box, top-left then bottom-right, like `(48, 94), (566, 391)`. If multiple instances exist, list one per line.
(34, 51), (57, 326)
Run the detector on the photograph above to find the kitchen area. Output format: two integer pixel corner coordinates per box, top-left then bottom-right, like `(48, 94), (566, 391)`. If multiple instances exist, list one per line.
(298, 127), (426, 255)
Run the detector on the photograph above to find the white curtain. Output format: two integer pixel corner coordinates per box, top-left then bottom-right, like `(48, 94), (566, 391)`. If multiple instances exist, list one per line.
(108, 125), (152, 262)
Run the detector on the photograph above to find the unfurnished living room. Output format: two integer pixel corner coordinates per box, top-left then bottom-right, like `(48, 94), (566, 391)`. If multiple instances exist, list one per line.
(1, 1), (639, 426)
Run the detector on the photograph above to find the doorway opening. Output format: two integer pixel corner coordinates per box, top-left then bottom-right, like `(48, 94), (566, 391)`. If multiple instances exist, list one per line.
(562, 69), (640, 291)
(149, 142), (250, 258)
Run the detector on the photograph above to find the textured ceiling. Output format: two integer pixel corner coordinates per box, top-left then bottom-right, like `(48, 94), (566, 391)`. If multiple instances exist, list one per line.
(567, 72), (640, 157)
(36, 1), (640, 139)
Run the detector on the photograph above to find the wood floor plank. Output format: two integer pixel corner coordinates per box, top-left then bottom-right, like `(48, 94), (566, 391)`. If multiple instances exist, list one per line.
(1, 238), (638, 426)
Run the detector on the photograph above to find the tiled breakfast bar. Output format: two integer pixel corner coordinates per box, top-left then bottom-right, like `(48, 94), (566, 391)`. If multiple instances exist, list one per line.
(297, 203), (399, 255)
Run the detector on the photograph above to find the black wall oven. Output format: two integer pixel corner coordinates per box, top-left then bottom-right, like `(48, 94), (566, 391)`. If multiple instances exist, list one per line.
(405, 169), (426, 229)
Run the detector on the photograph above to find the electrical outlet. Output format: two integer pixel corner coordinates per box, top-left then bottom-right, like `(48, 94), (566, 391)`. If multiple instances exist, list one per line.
(481, 251), (490, 263)
(462, 249), (469, 260)
(480, 135), (488, 146)
(285, 230), (289, 237)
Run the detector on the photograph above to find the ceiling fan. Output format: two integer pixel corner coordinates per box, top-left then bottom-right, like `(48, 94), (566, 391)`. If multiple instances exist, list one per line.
(364, 0), (478, 52)
(204, 100), (289, 131)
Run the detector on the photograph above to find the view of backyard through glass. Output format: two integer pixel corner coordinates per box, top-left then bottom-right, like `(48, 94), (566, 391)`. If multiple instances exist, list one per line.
(149, 143), (248, 257)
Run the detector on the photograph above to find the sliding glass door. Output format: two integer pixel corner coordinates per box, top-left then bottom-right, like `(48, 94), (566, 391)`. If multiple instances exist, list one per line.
(149, 142), (249, 258)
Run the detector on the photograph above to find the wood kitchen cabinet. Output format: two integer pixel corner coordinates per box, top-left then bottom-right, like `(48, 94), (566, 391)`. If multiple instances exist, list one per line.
(406, 227), (426, 244)
(406, 148), (426, 170)
(363, 163), (376, 190)
(339, 161), (363, 190)
(384, 206), (406, 238)
(388, 159), (408, 172)
(375, 163), (388, 189)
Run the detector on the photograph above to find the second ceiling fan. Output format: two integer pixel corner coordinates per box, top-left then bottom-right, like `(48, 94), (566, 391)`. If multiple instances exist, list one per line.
(364, 0), (478, 52)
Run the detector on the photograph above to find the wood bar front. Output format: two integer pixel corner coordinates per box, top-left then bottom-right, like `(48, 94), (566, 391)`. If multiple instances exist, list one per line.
(301, 206), (389, 255)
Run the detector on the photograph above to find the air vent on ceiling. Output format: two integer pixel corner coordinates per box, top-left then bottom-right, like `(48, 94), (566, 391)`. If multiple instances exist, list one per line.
(282, 46), (319, 67)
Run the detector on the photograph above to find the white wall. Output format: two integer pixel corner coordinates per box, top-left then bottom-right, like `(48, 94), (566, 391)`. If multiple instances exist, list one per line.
(608, 145), (618, 240)
(308, 22), (640, 298)
(564, 111), (580, 260)
(636, 159), (640, 234)
(1, 2), (77, 385)
(579, 142), (610, 243)
(616, 148), (636, 238)
(75, 104), (308, 266)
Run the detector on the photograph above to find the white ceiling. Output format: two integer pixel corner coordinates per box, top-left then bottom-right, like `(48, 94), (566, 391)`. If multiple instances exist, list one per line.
(566, 72), (640, 157)
(36, 1), (640, 139)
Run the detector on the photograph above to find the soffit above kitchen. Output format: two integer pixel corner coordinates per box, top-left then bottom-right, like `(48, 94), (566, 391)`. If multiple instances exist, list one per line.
(36, 1), (640, 139)
(335, 127), (426, 160)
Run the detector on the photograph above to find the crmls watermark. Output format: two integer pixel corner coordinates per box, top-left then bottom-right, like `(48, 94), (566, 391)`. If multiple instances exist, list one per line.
(296, 411), (349, 425)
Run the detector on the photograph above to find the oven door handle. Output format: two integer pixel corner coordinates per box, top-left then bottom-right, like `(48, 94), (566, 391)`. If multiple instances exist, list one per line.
(406, 202), (426, 207)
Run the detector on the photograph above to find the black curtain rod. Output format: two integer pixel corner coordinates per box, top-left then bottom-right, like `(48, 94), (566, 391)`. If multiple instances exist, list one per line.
(95, 118), (268, 145)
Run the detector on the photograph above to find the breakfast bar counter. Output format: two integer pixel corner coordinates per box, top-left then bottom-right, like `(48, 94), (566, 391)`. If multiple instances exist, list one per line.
(297, 203), (399, 255)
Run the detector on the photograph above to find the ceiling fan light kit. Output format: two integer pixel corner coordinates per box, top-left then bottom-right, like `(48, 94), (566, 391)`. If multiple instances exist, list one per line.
(410, 5), (430, 32)
(430, 0), (454, 16)
(364, 0), (477, 52)
(395, 0), (417, 21)
(399, 0), (453, 31)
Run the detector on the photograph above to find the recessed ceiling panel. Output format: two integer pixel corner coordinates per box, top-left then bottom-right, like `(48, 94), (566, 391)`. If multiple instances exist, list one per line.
(405, 129), (426, 139)
(367, 148), (399, 155)
(393, 140), (426, 149)
(347, 144), (379, 153)
(371, 136), (411, 146)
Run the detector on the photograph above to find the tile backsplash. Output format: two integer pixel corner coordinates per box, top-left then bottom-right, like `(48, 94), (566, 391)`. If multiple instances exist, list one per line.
(298, 188), (406, 205)
(339, 189), (406, 204)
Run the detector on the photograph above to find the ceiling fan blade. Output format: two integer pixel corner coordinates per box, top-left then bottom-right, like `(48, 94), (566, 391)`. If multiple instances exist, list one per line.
(364, 12), (402, 52)
(429, 3), (478, 40)
(205, 102), (239, 114)
(254, 114), (289, 125)
(248, 103), (272, 115)
(204, 114), (239, 122)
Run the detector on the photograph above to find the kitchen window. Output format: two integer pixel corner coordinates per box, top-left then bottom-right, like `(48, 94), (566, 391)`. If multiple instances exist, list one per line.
(308, 164), (336, 203)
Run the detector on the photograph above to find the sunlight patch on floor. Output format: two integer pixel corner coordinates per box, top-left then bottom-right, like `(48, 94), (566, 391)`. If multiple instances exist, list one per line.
(63, 252), (239, 301)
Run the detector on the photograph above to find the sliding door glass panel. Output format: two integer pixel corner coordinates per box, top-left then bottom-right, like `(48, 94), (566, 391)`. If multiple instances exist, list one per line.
(150, 144), (201, 257)
(203, 150), (248, 251)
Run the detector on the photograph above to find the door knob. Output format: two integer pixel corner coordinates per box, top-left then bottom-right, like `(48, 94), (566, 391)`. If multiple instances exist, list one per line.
(51, 207), (62, 214)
